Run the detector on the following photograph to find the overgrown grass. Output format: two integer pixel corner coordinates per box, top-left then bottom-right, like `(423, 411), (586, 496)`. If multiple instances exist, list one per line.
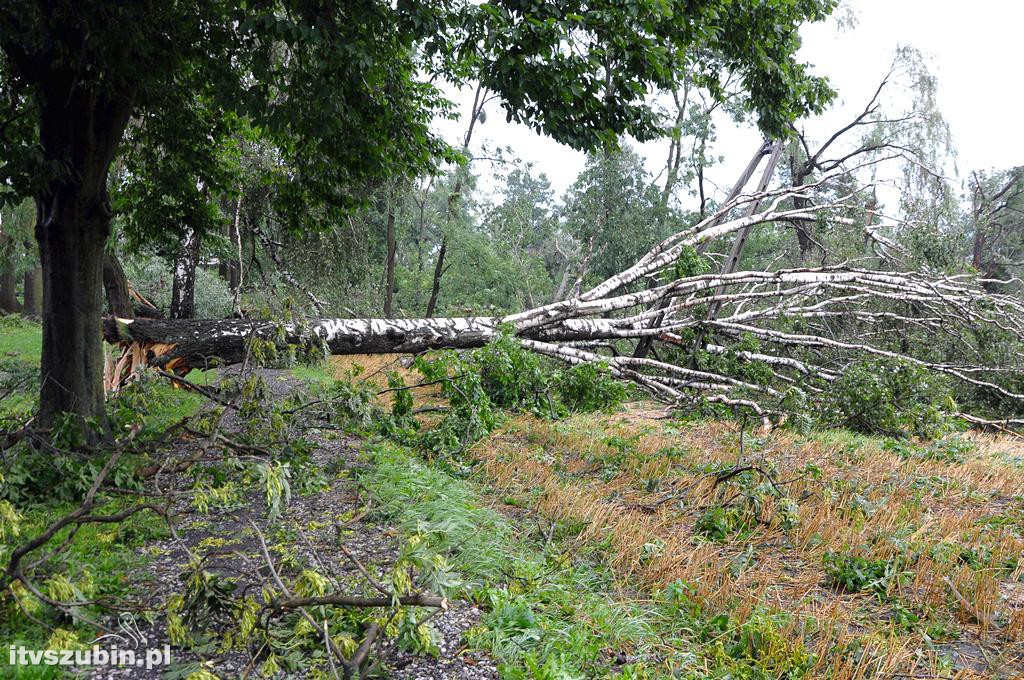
(359, 440), (817, 678)
(467, 412), (1024, 676)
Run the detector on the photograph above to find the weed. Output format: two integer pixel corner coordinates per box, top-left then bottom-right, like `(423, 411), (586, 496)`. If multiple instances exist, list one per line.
(822, 551), (909, 596)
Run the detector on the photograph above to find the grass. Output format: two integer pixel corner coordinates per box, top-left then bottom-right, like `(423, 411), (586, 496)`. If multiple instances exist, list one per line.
(0, 315), (42, 364)
(1, 314), (207, 426)
(467, 410), (1024, 676)
(4, 326), (1024, 677)
(359, 440), (820, 678)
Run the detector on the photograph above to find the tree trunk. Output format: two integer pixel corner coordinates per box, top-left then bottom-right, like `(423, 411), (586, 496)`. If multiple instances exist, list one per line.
(22, 264), (42, 316)
(103, 251), (134, 318)
(37, 188), (111, 428)
(220, 196), (243, 314)
(383, 204), (397, 318)
(788, 155), (814, 263)
(551, 260), (572, 304)
(0, 268), (19, 313)
(105, 316), (503, 368)
(424, 235), (446, 318)
(102, 315), (617, 371)
(171, 228), (200, 319)
(971, 224), (986, 272)
(33, 75), (133, 428)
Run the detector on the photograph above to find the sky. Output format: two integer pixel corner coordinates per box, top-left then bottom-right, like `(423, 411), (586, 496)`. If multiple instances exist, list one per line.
(434, 0), (1024, 207)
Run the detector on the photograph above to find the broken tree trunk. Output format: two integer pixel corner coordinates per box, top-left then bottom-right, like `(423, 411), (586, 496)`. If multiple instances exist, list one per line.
(101, 315), (620, 371)
(103, 317), (501, 369)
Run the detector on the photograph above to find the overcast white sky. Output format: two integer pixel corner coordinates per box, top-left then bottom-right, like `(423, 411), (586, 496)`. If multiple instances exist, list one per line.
(435, 0), (1023, 207)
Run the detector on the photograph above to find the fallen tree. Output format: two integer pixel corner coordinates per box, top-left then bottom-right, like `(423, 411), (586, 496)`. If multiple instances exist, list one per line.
(105, 164), (1024, 431)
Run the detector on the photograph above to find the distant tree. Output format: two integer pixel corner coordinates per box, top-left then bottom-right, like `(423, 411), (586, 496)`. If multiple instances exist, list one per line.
(561, 146), (676, 288)
(483, 167), (558, 309)
(968, 167), (1024, 290)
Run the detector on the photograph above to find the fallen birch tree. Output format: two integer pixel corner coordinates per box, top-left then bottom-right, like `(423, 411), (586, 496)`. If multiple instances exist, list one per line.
(104, 164), (1024, 431)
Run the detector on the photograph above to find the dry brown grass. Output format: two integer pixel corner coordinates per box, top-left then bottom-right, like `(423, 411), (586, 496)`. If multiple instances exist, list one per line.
(471, 406), (1024, 677)
(321, 354), (444, 409)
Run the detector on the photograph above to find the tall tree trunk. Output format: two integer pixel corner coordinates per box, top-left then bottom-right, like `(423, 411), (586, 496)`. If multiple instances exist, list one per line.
(424, 235), (446, 318)
(22, 264), (42, 316)
(37, 187), (112, 429)
(0, 268), (19, 313)
(170, 228), (200, 319)
(34, 77), (132, 428)
(103, 251), (134, 318)
(220, 196), (243, 313)
(383, 203), (397, 318)
(423, 84), (486, 318)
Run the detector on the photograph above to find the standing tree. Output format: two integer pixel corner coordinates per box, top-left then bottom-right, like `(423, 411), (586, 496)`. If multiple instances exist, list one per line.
(0, 0), (837, 429)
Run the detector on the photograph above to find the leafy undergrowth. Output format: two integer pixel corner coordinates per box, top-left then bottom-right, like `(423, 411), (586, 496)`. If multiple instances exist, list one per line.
(0, 317), (210, 675)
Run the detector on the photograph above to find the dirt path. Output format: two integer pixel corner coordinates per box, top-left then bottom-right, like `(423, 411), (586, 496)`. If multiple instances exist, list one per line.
(90, 370), (497, 679)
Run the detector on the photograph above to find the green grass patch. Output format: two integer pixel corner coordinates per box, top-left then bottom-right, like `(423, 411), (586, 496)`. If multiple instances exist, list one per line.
(0, 315), (42, 364)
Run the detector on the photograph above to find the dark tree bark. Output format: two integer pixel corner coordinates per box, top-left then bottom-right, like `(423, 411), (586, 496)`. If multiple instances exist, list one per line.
(22, 263), (41, 316)
(31, 69), (134, 428)
(383, 203), (397, 318)
(788, 155), (814, 263)
(0, 267), (19, 313)
(424, 235), (446, 318)
(170, 229), (201, 319)
(103, 251), (134, 318)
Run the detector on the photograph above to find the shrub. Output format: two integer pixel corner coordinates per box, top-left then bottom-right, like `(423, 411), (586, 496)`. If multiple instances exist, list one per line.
(470, 329), (627, 417)
(554, 362), (628, 413)
(472, 330), (551, 413)
(819, 358), (953, 438)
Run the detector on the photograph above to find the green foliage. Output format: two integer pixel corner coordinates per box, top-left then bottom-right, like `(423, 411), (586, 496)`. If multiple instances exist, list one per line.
(380, 332), (629, 457)
(1, 375), (203, 505)
(668, 591), (814, 680)
(561, 146), (678, 283)
(554, 362), (629, 414)
(883, 435), (975, 464)
(695, 505), (753, 542)
(473, 331), (551, 412)
(818, 358), (953, 438)
(823, 551), (909, 597)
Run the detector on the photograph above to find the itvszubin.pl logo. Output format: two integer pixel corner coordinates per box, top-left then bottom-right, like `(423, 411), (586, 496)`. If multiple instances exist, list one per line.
(8, 613), (171, 670)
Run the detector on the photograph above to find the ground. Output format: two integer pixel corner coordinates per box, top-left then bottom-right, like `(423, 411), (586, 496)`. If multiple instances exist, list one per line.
(3, 319), (1024, 678)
